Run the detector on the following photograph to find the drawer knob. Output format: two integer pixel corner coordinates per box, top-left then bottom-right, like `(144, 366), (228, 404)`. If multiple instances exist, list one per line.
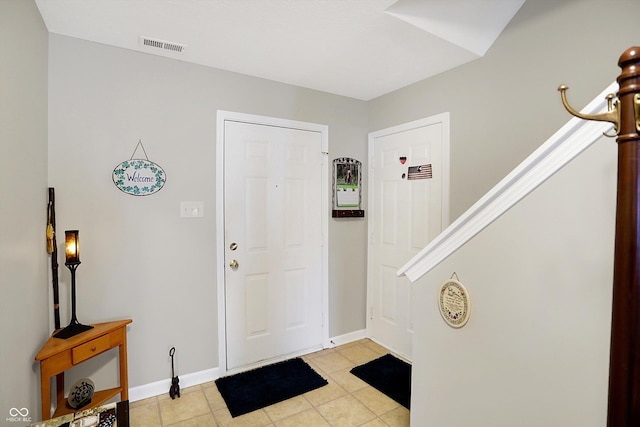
(91, 346), (96, 352)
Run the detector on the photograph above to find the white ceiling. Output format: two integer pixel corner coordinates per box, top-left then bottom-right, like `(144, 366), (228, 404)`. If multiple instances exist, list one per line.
(35, 0), (525, 100)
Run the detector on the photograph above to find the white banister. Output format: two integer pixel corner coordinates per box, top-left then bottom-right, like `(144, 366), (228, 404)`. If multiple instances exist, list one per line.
(397, 81), (617, 282)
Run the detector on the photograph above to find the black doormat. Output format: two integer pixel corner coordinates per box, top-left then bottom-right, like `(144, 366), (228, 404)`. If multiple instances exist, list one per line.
(350, 354), (411, 409)
(215, 357), (328, 417)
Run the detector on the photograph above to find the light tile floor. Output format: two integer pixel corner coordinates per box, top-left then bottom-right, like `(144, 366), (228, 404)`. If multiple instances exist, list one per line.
(130, 339), (410, 426)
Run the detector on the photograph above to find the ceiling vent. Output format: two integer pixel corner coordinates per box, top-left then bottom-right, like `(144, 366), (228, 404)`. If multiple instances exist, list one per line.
(139, 36), (186, 53)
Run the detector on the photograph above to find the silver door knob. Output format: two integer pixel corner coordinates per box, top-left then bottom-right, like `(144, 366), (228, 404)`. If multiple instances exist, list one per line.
(229, 259), (239, 269)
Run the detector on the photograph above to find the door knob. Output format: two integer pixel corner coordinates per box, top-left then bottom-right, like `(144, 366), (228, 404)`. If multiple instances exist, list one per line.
(229, 259), (239, 269)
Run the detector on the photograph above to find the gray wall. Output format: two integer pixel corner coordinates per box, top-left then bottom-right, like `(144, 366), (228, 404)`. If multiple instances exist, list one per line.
(47, 34), (369, 388)
(367, 1), (640, 425)
(0, 0), (49, 423)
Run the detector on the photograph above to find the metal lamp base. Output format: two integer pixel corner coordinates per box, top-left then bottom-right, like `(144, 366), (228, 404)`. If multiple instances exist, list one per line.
(54, 262), (93, 339)
(53, 322), (94, 339)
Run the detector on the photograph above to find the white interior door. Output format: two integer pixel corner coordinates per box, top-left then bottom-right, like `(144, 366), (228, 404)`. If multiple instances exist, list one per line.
(368, 114), (449, 360)
(223, 119), (324, 371)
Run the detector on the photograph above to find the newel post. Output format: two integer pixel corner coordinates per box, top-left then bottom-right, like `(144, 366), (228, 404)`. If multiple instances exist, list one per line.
(559, 46), (640, 426)
(608, 47), (640, 427)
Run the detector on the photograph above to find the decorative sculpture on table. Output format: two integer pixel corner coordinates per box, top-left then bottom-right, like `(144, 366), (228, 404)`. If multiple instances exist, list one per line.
(53, 230), (94, 339)
(67, 377), (95, 409)
(558, 46), (640, 426)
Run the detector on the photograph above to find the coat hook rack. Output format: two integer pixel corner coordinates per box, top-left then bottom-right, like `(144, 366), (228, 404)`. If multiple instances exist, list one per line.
(559, 46), (640, 426)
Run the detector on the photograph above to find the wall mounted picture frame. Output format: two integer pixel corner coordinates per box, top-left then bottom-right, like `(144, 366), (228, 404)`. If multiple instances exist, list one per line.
(332, 157), (364, 218)
(112, 140), (166, 196)
(438, 277), (471, 328)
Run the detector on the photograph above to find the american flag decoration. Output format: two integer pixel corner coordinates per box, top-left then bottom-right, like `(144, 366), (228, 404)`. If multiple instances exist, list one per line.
(407, 164), (433, 180)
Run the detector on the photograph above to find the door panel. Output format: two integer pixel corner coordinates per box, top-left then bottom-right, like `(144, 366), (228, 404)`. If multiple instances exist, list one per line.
(224, 120), (323, 370)
(370, 118), (447, 360)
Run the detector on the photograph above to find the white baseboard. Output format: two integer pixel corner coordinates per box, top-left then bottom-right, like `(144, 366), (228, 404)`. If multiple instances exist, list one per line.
(129, 330), (369, 402)
(367, 336), (411, 362)
(328, 329), (367, 347)
(128, 367), (219, 402)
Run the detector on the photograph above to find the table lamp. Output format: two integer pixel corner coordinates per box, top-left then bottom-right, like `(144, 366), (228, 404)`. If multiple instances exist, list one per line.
(53, 230), (94, 339)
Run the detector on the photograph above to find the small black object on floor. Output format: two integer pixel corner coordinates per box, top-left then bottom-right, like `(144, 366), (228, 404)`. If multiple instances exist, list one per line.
(169, 347), (180, 399)
(350, 353), (411, 409)
(215, 357), (328, 417)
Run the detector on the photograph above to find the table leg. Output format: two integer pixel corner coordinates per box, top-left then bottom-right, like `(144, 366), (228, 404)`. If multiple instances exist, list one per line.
(119, 334), (129, 400)
(40, 370), (50, 420)
(56, 373), (64, 411)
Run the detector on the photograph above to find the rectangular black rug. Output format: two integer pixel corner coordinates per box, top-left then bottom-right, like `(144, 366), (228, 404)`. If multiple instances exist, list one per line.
(350, 353), (411, 409)
(215, 357), (328, 417)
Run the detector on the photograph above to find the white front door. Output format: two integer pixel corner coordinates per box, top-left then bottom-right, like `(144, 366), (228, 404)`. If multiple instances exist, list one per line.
(222, 117), (326, 371)
(368, 114), (449, 360)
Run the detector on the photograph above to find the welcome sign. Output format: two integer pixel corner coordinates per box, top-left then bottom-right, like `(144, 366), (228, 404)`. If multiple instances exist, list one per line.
(112, 141), (166, 196)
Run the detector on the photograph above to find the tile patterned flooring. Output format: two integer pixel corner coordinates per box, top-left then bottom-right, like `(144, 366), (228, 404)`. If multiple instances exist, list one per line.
(130, 339), (410, 426)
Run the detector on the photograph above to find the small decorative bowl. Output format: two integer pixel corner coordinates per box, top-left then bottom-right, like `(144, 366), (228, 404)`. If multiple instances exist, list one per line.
(68, 378), (95, 409)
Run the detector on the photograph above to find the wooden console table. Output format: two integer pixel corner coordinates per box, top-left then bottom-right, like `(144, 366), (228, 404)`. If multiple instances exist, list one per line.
(35, 319), (132, 420)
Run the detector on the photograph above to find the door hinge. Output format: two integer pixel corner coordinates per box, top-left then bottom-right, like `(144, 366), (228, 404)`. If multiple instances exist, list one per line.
(369, 306), (374, 320)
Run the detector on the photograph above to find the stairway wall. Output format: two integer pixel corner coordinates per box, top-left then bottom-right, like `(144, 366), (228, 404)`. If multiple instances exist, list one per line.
(409, 133), (616, 426)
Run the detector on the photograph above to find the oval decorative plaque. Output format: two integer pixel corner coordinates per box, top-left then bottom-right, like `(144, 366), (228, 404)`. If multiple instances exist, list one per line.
(438, 279), (471, 328)
(112, 159), (166, 196)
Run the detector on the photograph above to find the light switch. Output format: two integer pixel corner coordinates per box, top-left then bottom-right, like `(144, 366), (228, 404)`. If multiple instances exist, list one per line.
(180, 201), (204, 218)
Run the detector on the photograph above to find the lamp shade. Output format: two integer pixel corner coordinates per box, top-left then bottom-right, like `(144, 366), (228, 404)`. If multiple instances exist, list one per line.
(65, 230), (80, 264)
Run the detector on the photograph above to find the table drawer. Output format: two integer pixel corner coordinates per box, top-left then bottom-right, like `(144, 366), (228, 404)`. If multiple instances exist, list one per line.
(72, 334), (111, 364)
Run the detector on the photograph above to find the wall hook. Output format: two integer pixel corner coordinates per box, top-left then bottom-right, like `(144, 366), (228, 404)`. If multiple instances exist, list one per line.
(558, 85), (620, 134)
